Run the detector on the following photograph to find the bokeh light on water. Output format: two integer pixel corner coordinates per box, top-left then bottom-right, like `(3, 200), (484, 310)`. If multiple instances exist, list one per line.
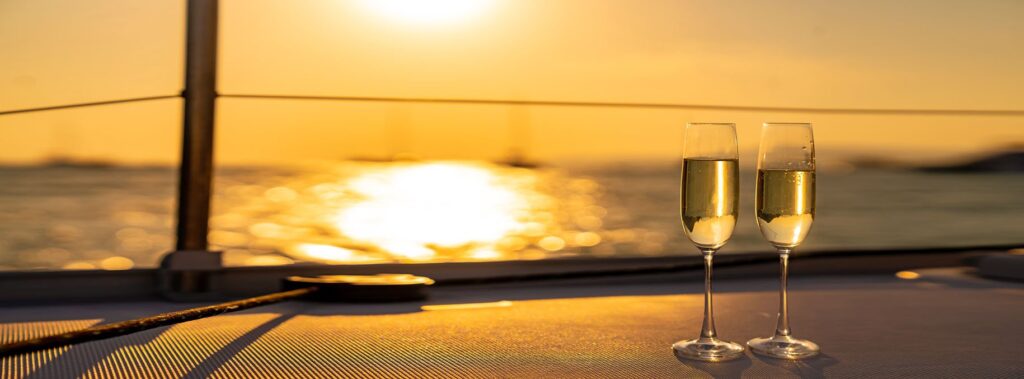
(211, 161), (617, 266)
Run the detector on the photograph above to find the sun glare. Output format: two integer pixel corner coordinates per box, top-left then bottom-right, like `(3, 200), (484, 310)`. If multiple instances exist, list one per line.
(333, 163), (529, 257)
(359, 0), (496, 26)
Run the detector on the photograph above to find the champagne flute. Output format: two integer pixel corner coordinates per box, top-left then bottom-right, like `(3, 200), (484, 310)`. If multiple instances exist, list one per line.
(747, 122), (820, 359)
(672, 123), (745, 362)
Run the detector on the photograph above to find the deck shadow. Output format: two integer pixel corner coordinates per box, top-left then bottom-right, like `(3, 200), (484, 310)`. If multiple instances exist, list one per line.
(26, 319), (167, 379)
(187, 310), (300, 377)
(750, 352), (840, 379)
(677, 353), (753, 379)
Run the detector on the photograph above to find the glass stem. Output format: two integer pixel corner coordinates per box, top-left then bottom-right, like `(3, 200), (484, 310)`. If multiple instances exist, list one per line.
(700, 248), (717, 339)
(774, 248), (792, 338)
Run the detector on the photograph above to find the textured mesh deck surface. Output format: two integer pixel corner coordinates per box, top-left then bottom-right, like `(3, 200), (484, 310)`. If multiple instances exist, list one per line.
(2, 271), (1023, 378)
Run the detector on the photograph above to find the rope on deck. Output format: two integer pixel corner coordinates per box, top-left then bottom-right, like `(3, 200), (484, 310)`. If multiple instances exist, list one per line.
(0, 287), (317, 358)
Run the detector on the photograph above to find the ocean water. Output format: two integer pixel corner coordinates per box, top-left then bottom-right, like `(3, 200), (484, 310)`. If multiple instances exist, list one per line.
(0, 161), (1021, 271)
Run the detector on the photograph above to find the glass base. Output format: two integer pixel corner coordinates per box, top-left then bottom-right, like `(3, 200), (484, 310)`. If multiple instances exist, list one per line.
(747, 335), (819, 360)
(672, 337), (745, 362)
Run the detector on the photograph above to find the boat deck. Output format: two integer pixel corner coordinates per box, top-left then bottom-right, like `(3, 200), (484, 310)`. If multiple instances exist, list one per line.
(2, 267), (1022, 378)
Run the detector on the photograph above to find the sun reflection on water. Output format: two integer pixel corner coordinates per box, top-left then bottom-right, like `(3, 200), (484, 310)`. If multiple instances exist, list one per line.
(335, 163), (529, 253)
(213, 161), (608, 265)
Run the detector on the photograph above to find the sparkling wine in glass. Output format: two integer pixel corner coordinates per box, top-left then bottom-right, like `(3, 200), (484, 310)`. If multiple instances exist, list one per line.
(672, 123), (745, 362)
(747, 122), (821, 359)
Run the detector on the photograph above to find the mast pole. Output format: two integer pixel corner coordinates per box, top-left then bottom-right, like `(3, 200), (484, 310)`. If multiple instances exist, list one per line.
(162, 0), (221, 300)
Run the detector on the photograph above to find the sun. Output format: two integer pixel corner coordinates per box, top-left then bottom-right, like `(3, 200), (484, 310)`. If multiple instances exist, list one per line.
(359, 0), (497, 26)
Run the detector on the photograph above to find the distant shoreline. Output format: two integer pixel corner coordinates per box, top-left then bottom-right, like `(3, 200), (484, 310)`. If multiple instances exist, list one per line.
(0, 149), (1021, 174)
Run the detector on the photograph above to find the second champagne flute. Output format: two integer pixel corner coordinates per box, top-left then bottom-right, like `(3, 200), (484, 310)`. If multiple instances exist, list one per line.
(672, 122), (744, 362)
(747, 122), (820, 359)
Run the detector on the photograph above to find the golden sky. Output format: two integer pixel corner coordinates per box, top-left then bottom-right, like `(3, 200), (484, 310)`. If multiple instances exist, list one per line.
(1, 0), (1022, 165)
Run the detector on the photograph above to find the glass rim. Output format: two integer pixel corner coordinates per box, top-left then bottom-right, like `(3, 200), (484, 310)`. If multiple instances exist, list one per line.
(686, 122), (735, 126)
(762, 122), (811, 126)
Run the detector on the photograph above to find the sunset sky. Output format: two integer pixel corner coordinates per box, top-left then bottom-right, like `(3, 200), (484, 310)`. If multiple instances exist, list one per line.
(1, 0), (1022, 166)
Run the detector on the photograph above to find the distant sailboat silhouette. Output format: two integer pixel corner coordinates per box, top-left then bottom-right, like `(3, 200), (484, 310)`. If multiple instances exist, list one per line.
(499, 105), (541, 168)
(347, 104), (418, 162)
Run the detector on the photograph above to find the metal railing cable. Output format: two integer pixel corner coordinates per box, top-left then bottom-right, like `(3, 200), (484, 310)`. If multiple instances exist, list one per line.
(219, 93), (1024, 116)
(3, 92), (1024, 117)
(0, 95), (181, 116)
